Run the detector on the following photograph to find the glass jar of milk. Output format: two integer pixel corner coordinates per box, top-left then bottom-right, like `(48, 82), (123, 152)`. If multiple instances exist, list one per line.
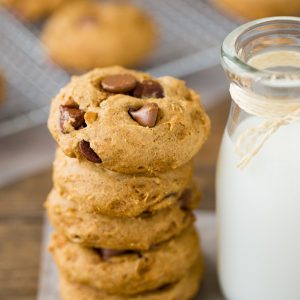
(217, 17), (300, 300)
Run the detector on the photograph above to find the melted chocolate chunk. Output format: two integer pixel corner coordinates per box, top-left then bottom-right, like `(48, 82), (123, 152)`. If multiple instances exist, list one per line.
(133, 80), (164, 99)
(78, 140), (102, 163)
(101, 74), (137, 93)
(59, 104), (86, 134)
(128, 103), (158, 128)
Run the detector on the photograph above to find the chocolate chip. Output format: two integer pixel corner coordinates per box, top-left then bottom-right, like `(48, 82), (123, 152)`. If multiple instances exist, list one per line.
(133, 80), (164, 99)
(78, 140), (102, 163)
(178, 189), (192, 210)
(101, 74), (137, 93)
(59, 105), (85, 134)
(64, 98), (78, 107)
(129, 103), (158, 128)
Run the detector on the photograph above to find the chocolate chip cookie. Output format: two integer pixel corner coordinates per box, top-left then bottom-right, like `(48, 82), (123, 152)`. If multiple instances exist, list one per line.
(60, 255), (203, 300)
(0, 0), (74, 21)
(46, 189), (197, 250)
(53, 148), (198, 217)
(41, 1), (155, 70)
(49, 226), (200, 295)
(48, 66), (211, 174)
(213, 0), (300, 20)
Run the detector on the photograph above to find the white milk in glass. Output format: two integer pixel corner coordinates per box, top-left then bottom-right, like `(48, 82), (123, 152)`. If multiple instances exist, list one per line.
(217, 117), (300, 300)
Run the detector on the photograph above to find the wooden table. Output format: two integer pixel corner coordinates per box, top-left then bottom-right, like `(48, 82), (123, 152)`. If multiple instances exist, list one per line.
(0, 100), (229, 300)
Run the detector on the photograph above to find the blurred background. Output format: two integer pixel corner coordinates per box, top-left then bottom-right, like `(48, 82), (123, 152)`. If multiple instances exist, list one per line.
(0, 0), (299, 299)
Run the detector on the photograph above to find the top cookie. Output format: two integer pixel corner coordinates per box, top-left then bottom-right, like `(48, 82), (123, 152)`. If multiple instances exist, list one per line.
(1, 0), (73, 21)
(41, 1), (155, 71)
(48, 66), (210, 174)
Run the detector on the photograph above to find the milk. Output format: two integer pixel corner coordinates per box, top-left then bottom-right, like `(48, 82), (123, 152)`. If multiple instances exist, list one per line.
(216, 117), (300, 300)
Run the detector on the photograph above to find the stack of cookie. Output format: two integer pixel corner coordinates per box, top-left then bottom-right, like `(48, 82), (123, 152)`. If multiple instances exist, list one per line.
(46, 66), (210, 300)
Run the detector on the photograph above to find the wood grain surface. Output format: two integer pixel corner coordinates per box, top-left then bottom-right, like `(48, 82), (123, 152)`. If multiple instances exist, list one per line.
(0, 100), (229, 300)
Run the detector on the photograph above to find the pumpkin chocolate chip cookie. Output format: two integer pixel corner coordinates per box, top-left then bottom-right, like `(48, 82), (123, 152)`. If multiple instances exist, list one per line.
(41, 1), (156, 70)
(52, 148), (199, 217)
(213, 0), (300, 20)
(0, 0), (74, 22)
(46, 189), (197, 250)
(49, 226), (200, 295)
(48, 66), (211, 174)
(60, 255), (203, 300)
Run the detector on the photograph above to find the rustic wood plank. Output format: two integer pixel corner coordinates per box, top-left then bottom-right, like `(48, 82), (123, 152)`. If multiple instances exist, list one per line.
(0, 170), (52, 300)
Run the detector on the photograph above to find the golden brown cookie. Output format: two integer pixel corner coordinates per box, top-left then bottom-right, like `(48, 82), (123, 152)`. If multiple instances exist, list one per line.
(46, 189), (197, 250)
(212, 0), (300, 20)
(0, 0), (74, 21)
(41, 1), (155, 71)
(50, 226), (200, 295)
(60, 255), (203, 300)
(48, 66), (211, 174)
(53, 148), (199, 217)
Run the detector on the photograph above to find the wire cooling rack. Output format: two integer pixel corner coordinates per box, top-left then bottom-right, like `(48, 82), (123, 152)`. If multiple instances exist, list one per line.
(0, 9), (69, 139)
(0, 0), (236, 139)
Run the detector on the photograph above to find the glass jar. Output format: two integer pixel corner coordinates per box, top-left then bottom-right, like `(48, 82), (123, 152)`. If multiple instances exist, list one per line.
(217, 17), (300, 300)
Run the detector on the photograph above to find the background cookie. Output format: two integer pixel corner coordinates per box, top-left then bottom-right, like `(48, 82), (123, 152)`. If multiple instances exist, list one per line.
(60, 255), (203, 300)
(48, 67), (210, 174)
(53, 148), (198, 217)
(212, 0), (300, 20)
(0, 0), (74, 21)
(41, 1), (156, 70)
(50, 226), (200, 295)
(46, 189), (196, 250)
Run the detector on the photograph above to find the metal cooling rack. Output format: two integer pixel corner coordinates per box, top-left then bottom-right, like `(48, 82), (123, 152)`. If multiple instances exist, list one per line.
(0, 0), (237, 139)
(0, 9), (69, 139)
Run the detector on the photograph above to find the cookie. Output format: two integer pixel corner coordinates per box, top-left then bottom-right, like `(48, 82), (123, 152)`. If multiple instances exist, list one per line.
(0, 71), (5, 104)
(212, 0), (300, 20)
(46, 189), (196, 250)
(0, 0), (73, 21)
(60, 254), (203, 300)
(53, 148), (199, 217)
(41, 1), (155, 71)
(48, 66), (211, 174)
(49, 226), (200, 295)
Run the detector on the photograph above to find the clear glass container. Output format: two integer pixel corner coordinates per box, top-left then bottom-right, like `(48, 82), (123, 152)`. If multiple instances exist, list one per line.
(217, 17), (300, 300)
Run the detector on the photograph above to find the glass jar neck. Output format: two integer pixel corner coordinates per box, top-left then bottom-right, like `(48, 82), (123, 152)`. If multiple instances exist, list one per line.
(221, 17), (300, 100)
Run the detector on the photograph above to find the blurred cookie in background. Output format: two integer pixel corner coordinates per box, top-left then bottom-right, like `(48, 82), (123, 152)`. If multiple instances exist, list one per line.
(0, 0), (76, 22)
(0, 71), (5, 104)
(41, 1), (156, 71)
(212, 0), (300, 20)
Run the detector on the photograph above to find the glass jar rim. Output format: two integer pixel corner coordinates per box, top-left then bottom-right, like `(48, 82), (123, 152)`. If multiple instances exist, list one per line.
(221, 16), (300, 87)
